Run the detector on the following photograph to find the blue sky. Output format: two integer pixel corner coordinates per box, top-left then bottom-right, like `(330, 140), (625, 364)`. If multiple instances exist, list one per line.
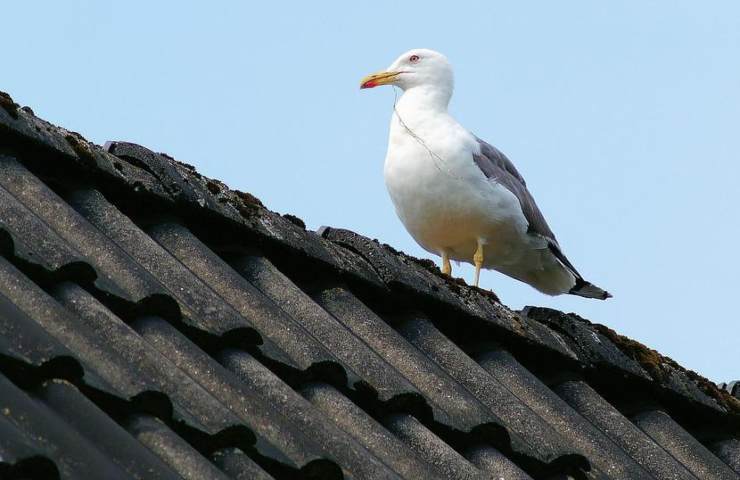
(5, 1), (739, 382)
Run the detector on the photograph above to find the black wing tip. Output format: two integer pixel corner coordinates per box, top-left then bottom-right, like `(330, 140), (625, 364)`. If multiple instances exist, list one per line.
(570, 279), (612, 300)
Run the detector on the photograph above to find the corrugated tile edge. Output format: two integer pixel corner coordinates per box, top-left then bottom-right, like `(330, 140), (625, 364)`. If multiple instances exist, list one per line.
(1, 90), (737, 422)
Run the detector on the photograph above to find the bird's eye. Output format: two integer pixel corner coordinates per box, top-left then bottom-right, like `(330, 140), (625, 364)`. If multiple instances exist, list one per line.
(409, 54), (420, 63)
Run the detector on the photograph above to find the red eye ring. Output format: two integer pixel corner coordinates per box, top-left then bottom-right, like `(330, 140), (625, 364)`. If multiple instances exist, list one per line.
(409, 54), (420, 63)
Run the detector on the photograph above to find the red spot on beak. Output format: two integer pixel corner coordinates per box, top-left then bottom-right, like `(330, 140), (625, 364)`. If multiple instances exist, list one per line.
(361, 80), (377, 89)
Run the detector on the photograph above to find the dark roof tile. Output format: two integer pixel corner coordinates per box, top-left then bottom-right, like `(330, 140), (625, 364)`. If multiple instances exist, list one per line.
(397, 315), (583, 465)
(0, 156), (161, 301)
(0, 373), (130, 479)
(0, 182), (88, 277)
(523, 307), (650, 380)
(231, 253), (420, 402)
(50, 282), (243, 433)
(314, 286), (501, 432)
(0, 290), (75, 368)
(464, 445), (533, 480)
(553, 379), (698, 480)
(38, 378), (182, 480)
(67, 188), (247, 333)
(104, 142), (218, 210)
(0, 410), (47, 467)
(0, 103), (84, 160)
(477, 348), (650, 479)
(632, 409), (738, 480)
(709, 438), (740, 474)
(220, 349), (403, 479)
(125, 415), (231, 480)
(146, 221), (348, 371)
(210, 447), (276, 480)
(301, 382), (445, 480)
(0, 256), (132, 394)
(131, 316), (309, 469)
(384, 413), (488, 480)
(0, 92), (737, 480)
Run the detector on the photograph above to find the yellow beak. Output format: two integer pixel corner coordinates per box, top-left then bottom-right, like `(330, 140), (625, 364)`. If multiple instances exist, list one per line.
(360, 71), (400, 89)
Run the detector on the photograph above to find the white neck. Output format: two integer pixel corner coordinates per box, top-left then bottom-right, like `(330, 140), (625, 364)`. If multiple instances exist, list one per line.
(396, 84), (452, 117)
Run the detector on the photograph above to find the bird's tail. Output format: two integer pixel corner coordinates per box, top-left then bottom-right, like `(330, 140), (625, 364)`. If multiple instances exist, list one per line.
(570, 279), (612, 300)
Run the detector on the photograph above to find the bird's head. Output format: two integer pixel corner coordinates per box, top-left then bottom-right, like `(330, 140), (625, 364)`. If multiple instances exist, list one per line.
(360, 49), (453, 92)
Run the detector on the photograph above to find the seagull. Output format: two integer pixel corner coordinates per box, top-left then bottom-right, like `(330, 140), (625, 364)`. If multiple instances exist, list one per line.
(360, 49), (611, 299)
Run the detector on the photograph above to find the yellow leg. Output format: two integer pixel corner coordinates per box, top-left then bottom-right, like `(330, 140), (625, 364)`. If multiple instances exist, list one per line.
(473, 241), (484, 287)
(441, 251), (452, 276)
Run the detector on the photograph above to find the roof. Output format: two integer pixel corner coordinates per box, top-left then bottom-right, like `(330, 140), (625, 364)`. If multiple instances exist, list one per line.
(0, 90), (738, 479)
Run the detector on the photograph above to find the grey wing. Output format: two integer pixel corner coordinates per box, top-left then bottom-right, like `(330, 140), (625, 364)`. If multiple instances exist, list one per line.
(472, 137), (582, 277)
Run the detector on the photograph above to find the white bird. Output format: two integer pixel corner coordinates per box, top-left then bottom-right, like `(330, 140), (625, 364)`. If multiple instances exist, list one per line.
(361, 49), (611, 299)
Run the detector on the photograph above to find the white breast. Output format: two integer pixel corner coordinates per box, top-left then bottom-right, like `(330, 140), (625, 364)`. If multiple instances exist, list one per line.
(383, 110), (529, 264)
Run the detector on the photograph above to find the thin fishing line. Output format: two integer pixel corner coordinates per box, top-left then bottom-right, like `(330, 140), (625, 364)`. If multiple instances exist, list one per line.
(392, 86), (463, 181)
